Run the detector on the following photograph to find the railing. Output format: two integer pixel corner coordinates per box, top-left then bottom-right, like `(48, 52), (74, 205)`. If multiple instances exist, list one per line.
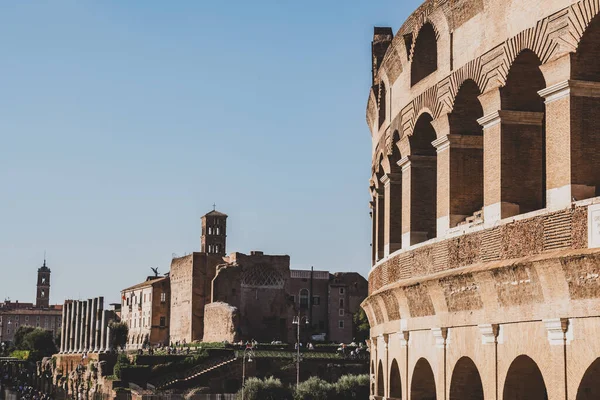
(153, 354), (237, 390)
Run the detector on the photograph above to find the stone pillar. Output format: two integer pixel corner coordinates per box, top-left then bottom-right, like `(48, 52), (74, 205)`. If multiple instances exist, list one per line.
(91, 298), (98, 352)
(382, 334), (389, 398)
(106, 319), (113, 352)
(99, 310), (107, 352)
(433, 133), (484, 234)
(370, 198), (376, 267)
(539, 56), (600, 208)
(74, 301), (81, 353)
(80, 301), (87, 353)
(381, 173), (403, 256)
(374, 188), (385, 261)
(399, 155), (437, 248)
(69, 301), (76, 353)
(59, 303), (67, 353)
(96, 297), (104, 352)
(85, 299), (92, 352)
(478, 88), (545, 225)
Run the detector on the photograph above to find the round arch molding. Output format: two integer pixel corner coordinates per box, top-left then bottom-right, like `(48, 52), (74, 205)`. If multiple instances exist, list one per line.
(503, 355), (548, 400)
(411, 358), (436, 400)
(450, 357), (484, 400)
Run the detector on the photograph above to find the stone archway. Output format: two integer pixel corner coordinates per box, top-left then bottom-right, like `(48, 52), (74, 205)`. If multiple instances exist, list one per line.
(389, 358), (402, 399)
(450, 357), (483, 400)
(378, 360), (385, 396)
(576, 358), (600, 400)
(411, 358), (436, 400)
(503, 355), (548, 400)
(412, 23), (438, 86)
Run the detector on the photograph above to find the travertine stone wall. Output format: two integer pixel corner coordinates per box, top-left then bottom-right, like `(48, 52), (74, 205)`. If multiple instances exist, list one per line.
(364, 0), (600, 398)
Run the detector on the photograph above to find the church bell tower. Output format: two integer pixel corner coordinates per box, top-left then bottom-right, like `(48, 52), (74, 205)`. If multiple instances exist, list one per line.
(201, 208), (228, 256)
(36, 258), (51, 308)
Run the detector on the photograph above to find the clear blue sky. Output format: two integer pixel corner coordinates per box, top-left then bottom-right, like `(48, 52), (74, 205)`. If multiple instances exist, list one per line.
(0, 0), (421, 304)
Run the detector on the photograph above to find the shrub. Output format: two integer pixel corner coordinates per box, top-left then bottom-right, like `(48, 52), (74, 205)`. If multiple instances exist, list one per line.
(10, 350), (30, 360)
(113, 353), (131, 379)
(294, 376), (334, 400)
(333, 374), (369, 400)
(236, 376), (293, 400)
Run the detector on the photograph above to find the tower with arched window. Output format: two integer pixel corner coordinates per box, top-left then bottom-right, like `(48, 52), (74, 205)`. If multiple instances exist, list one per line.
(201, 209), (228, 256)
(36, 258), (51, 308)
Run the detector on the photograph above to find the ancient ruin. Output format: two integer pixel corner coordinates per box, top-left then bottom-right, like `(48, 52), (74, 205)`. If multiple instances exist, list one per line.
(364, 0), (600, 398)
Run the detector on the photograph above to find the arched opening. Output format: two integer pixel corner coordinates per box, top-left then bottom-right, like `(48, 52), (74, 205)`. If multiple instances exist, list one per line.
(385, 131), (403, 253)
(411, 23), (438, 86)
(408, 114), (437, 244)
(500, 50), (546, 216)
(450, 357), (483, 400)
(389, 359), (402, 399)
(503, 355), (548, 400)
(569, 15), (600, 200)
(411, 358), (436, 400)
(378, 360), (385, 397)
(379, 83), (387, 128)
(576, 358), (600, 400)
(375, 156), (385, 260)
(448, 80), (484, 227)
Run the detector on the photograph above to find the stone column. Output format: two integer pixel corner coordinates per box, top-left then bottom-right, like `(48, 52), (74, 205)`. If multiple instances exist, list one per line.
(381, 173), (403, 256)
(106, 319), (113, 352)
(382, 334), (389, 398)
(96, 297), (104, 352)
(74, 301), (81, 353)
(84, 299), (92, 352)
(59, 302), (67, 353)
(374, 188), (385, 261)
(69, 301), (76, 353)
(91, 298), (98, 352)
(99, 310), (107, 352)
(399, 155), (437, 248)
(432, 132), (484, 234)
(370, 197), (376, 266)
(80, 301), (87, 353)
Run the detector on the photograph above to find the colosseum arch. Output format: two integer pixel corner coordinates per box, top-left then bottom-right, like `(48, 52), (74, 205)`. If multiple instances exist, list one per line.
(406, 113), (437, 245)
(568, 14), (600, 201)
(411, 22), (438, 86)
(503, 355), (548, 400)
(379, 82), (388, 128)
(411, 358), (436, 400)
(447, 79), (484, 227)
(498, 49), (547, 216)
(389, 358), (402, 399)
(382, 131), (403, 255)
(449, 357), (483, 400)
(576, 358), (600, 400)
(377, 359), (385, 397)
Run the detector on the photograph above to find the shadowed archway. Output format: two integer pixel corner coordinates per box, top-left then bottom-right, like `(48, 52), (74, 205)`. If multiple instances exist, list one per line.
(503, 355), (548, 400)
(411, 358), (436, 400)
(389, 358), (402, 398)
(576, 358), (600, 400)
(450, 357), (483, 400)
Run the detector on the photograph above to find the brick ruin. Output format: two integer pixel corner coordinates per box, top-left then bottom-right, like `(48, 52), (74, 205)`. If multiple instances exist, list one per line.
(364, 0), (600, 398)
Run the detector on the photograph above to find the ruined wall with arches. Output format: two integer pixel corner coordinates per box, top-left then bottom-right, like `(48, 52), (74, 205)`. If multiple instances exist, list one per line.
(364, 0), (600, 398)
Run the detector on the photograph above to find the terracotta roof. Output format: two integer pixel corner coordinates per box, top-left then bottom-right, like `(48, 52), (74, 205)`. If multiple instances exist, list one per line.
(121, 276), (169, 292)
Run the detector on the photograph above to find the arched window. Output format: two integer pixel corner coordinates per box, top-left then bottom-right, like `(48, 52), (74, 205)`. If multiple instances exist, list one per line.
(377, 360), (385, 396)
(411, 358), (436, 400)
(500, 50), (546, 216)
(408, 114), (437, 244)
(576, 357), (600, 399)
(448, 80), (484, 227)
(411, 23), (437, 86)
(503, 355), (547, 400)
(299, 289), (309, 308)
(450, 357), (483, 400)
(389, 359), (402, 398)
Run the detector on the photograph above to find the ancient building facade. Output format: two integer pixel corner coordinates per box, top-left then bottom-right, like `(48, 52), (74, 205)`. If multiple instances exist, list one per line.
(120, 276), (170, 349)
(364, 0), (600, 399)
(58, 297), (114, 354)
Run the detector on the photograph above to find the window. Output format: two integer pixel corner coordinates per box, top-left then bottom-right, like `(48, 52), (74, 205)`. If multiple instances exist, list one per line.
(299, 289), (309, 308)
(160, 317), (166, 327)
(339, 287), (345, 295)
(41, 277), (46, 284)
(148, 317), (150, 326)
(15, 316), (19, 321)
(161, 292), (166, 303)
(144, 294), (146, 303)
(339, 298), (344, 308)
(339, 309), (344, 316)
(36, 316), (40, 321)
(338, 320), (344, 329)
(290, 295), (295, 303)
(25, 316), (29, 322)
(312, 296), (320, 306)
(7, 329), (10, 335)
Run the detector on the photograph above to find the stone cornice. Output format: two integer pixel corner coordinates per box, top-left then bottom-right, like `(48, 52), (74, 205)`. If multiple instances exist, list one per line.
(539, 80), (600, 103)
(380, 173), (402, 186)
(432, 134), (484, 152)
(478, 110), (544, 129)
(397, 155), (437, 171)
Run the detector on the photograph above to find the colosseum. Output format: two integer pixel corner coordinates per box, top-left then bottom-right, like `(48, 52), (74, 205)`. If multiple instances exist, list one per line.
(363, 0), (600, 399)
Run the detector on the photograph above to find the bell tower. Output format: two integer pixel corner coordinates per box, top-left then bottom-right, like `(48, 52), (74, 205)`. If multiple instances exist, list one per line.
(201, 208), (227, 256)
(36, 258), (51, 308)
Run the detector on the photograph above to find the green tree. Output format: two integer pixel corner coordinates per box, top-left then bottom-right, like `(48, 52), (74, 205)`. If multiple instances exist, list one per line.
(12, 326), (36, 349)
(333, 374), (370, 400)
(352, 308), (370, 343)
(110, 322), (129, 350)
(16, 328), (57, 361)
(294, 376), (334, 400)
(236, 376), (293, 400)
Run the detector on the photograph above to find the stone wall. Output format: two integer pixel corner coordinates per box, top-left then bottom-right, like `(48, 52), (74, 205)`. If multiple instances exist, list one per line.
(202, 302), (238, 343)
